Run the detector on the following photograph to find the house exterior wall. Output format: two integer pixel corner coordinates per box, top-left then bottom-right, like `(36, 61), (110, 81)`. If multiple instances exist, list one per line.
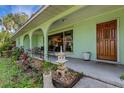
(38, 35), (44, 47)
(48, 8), (124, 64)
(16, 7), (124, 64)
(17, 32), (30, 47)
(16, 38), (20, 47)
(32, 36), (37, 48)
(32, 35), (44, 48)
(23, 35), (30, 50)
(16, 35), (25, 48)
(72, 8), (124, 64)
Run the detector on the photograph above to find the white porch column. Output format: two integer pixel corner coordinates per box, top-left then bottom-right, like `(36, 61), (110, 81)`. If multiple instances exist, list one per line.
(43, 29), (48, 61)
(29, 33), (32, 50)
(29, 33), (32, 57)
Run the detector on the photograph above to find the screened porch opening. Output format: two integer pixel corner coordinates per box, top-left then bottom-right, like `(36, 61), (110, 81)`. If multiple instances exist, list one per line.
(31, 29), (44, 58)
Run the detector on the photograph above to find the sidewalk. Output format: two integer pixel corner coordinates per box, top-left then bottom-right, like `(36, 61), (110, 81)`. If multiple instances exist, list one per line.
(73, 77), (118, 88)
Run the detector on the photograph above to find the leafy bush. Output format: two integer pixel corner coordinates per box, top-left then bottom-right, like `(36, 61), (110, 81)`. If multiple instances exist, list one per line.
(0, 42), (13, 57)
(1, 58), (43, 88)
(2, 72), (43, 88)
(0, 42), (10, 52)
(43, 62), (57, 74)
(0, 31), (13, 57)
(11, 46), (25, 61)
(11, 47), (21, 61)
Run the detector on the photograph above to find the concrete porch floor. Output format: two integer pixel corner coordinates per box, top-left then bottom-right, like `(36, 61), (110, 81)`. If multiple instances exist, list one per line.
(48, 56), (124, 87)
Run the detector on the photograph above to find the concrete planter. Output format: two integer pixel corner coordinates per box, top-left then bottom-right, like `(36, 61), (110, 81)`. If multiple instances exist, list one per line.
(43, 71), (54, 88)
(52, 69), (83, 88)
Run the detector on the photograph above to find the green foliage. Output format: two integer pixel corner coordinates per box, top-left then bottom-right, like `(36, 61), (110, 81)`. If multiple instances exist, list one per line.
(0, 31), (12, 42)
(2, 72), (42, 88)
(13, 13), (29, 28)
(1, 12), (29, 32)
(11, 47), (21, 61)
(0, 42), (11, 52)
(0, 58), (43, 88)
(120, 73), (124, 80)
(0, 31), (13, 54)
(43, 62), (57, 73)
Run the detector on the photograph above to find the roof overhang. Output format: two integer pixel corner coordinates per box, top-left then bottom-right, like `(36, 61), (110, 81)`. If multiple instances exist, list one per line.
(11, 5), (75, 40)
(12, 5), (124, 41)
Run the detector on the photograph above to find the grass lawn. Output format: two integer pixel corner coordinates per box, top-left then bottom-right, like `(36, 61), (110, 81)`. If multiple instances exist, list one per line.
(0, 57), (43, 88)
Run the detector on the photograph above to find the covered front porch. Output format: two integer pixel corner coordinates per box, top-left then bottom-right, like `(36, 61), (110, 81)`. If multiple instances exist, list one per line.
(29, 55), (124, 87)
(47, 56), (124, 87)
(12, 5), (124, 87)
(15, 5), (124, 64)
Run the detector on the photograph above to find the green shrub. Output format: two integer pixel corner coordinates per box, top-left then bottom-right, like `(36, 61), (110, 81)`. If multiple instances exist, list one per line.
(1, 61), (43, 88)
(0, 42), (12, 57)
(120, 73), (124, 80)
(0, 42), (10, 52)
(11, 47), (21, 61)
(43, 62), (57, 74)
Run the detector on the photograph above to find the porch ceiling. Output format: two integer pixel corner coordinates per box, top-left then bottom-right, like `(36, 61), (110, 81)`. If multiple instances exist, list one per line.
(12, 5), (124, 40)
(66, 5), (124, 21)
(12, 5), (74, 40)
(28, 5), (74, 28)
(49, 5), (124, 31)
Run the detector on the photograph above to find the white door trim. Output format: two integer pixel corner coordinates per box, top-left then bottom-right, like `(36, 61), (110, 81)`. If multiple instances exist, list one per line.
(117, 18), (120, 63)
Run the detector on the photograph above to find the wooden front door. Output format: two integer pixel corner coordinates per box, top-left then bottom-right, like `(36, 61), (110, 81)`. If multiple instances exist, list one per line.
(96, 20), (117, 61)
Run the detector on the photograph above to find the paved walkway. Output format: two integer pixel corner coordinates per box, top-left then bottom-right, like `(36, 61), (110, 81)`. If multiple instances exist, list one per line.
(73, 77), (117, 88)
(49, 57), (124, 88)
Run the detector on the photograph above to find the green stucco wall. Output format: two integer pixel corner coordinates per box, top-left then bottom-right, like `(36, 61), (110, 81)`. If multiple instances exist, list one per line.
(73, 21), (96, 59)
(23, 35), (30, 50)
(16, 38), (20, 47)
(32, 35), (43, 48)
(48, 8), (124, 64)
(70, 8), (124, 64)
(16, 7), (124, 64)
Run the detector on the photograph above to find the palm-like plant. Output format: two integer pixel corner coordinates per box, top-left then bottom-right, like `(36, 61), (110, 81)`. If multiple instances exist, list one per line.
(0, 31), (12, 43)
(1, 13), (29, 33)
(2, 14), (13, 32)
(0, 12), (29, 54)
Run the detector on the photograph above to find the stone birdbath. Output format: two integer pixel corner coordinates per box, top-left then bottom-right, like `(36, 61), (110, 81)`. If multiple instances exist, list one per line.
(55, 46), (68, 78)
(52, 46), (83, 88)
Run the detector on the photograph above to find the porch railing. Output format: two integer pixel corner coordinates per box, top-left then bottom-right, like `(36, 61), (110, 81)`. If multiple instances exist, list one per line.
(25, 48), (44, 59)
(25, 48), (58, 61)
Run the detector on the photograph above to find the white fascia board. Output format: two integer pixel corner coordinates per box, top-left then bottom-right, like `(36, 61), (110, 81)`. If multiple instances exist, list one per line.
(12, 5), (50, 39)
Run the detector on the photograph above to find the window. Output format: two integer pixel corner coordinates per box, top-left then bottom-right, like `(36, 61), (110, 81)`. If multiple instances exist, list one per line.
(48, 30), (73, 52)
(63, 30), (73, 52)
(48, 33), (63, 52)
